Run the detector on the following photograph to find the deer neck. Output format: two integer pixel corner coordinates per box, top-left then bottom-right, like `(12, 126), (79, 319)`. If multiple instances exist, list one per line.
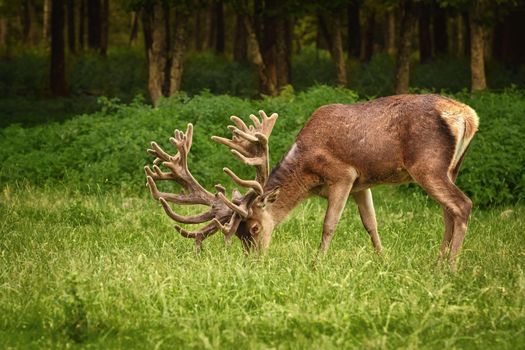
(264, 143), (314, 225)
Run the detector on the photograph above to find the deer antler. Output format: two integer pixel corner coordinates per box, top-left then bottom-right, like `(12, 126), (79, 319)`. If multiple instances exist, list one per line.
(145, 124), (236, 250)
(211, 110), (278, 193)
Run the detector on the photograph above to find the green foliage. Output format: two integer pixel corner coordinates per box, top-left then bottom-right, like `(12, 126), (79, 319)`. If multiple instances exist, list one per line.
(1, 187), (524, 348)
(0, 86), (523, 207)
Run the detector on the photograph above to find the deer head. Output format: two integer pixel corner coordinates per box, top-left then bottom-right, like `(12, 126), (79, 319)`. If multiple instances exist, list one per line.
(145, 110), (279, 251)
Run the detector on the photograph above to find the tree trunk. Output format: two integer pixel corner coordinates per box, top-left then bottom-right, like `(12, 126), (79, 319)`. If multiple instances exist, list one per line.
(418, 4), (431, 63)
(50, 0), (68, 96)
(233, 14), (247, 62)
(87, 0), (101, 50)
(22, 0), (38, 44)
(454, 14), (464, 57)
(244, 16), (276, 96)
(385, 9), (396, 56)
(360, 9), (375, 62)
(331, 14), (347, 87)
(194, 9), (202, 51)
(395, 0), (417, 94)
(0, 17), (7, 48)
(78, 0), (85, 49)
(205, 3), (215, 50)
(100, 0), (109, 55)
(275, 18), (291, 88)
(169, 11), (189, 95)
(469, 1), (486, 91)
(43, 0), (51, 41)
(347, 0), (360, 58)
(433, 5), (448, 56)
(66, 0), (75, 53)
(317, 14), (332, 53)
(145, 3), (168, 105)
(214, 0), (224, 54)
(129, 11), (139, 46)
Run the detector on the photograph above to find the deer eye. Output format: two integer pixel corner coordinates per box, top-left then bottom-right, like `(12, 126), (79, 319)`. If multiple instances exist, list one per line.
(250, 223), (261, 235)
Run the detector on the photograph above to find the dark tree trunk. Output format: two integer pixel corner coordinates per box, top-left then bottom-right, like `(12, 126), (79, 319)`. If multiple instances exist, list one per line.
(145, 3), (168, 105)
(233, 14), (247, 62)
(78, 0), (85, 49)
(493, 5), (525, 65)
(205, 3), (215, 50)
(261, 0), (279, 91)
(244, 16), (276, 96)
(50, 0), (68, 96)
(347, 0), (360, 58)
(463, 12), (470, 57)
(385, 9), (396, 56)
(66, 0), (75, 53)
(169, 11), (189, 95)
(129, 11), (139, 46)
(317, 14), (332, 52)
(433, 5), (448, 56)
(419, 4), (431, 63)
(331, 14), (347, 86)
(100, 0), (108, 55)
(360, 9), (375, 62)
(43, 0), (51, 41)
(22, 0), (38, 44)
(319, 12), (346, 86)
(469, 0), (486, 91)
(87, 0), (100, 50)
(214, 0), (224, 54)
(0, 17), (8, 48)
(141, 9), (152, 62)
(276, 18), (291, 87)
(395, 0), (417, 94)
(194, 9), (202, 51)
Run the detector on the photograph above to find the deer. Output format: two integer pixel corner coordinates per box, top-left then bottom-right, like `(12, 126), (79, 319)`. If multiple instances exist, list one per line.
(145, 94), (479, 271)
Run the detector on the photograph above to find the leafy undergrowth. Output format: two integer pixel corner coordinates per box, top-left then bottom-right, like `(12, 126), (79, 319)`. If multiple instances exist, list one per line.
(1, 86), (524, 207)
(1, 186), (524, 349)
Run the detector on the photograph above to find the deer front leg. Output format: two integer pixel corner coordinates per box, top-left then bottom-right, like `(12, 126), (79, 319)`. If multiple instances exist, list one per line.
(319, 175), (356, 252)
(352, 189), (382, 253)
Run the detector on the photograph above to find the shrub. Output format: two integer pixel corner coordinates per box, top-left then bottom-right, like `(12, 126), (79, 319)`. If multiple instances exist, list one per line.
(0, 86), (523, 207)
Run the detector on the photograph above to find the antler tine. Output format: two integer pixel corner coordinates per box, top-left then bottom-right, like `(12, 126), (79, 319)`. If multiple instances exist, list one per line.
(146, 123), (230, 250)
(223, 167), (263, 195)
(159, 198), (214, 224)
(212, 111), (278, 191)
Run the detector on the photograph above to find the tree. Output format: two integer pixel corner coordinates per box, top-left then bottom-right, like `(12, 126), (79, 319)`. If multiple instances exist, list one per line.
(469, 0), (486, 91)
(66, 0), (75, 52)
(395, 0), (417, 94)
(347, 0), (361, 58)
(50, 0), (68, 96)
(87, 0), (101, 50)
(100, 0), (109, 55)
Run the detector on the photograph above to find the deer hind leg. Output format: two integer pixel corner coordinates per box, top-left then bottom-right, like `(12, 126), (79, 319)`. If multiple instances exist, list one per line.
(410, 170), (472, 271)
(319, 173), (357, 252)
(438, 151), (468, 263)
(352, 189), (382, 253)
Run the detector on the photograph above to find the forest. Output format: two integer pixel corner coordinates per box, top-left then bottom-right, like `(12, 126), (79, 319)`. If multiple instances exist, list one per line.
(1, 0), (525, 348)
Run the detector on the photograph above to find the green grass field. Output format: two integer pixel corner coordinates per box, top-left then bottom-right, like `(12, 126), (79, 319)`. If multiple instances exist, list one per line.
(1, 185), (524, 349)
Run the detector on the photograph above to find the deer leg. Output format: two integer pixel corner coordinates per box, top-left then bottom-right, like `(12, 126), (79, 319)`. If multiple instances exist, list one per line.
(410, 171), (472, 271)
(438, 156), (465, 263)
(352, 189), (382, 253)
(439, 208), (454, 262)
(319, 176), (356, 252)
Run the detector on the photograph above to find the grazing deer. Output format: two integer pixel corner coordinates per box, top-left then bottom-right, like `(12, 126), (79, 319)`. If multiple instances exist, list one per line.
(145, 94), (478, 270)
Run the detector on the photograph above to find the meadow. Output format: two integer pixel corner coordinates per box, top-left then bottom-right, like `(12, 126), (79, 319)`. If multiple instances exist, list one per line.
(1, 86), (525, 348)
(1, 186), (524, 348)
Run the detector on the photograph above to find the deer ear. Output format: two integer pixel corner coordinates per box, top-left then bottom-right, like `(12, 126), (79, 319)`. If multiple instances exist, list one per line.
(261, 187), (280, 207)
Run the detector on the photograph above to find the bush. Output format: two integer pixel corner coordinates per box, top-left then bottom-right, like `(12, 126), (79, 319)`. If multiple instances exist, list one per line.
(0, 86), (523, 207)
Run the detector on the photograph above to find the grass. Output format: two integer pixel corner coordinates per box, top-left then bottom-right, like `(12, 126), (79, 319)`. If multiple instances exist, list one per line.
(1, 184), (524, 349)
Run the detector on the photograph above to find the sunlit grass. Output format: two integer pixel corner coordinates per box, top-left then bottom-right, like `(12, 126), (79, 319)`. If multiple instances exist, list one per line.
(1, 185), (524, 348)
